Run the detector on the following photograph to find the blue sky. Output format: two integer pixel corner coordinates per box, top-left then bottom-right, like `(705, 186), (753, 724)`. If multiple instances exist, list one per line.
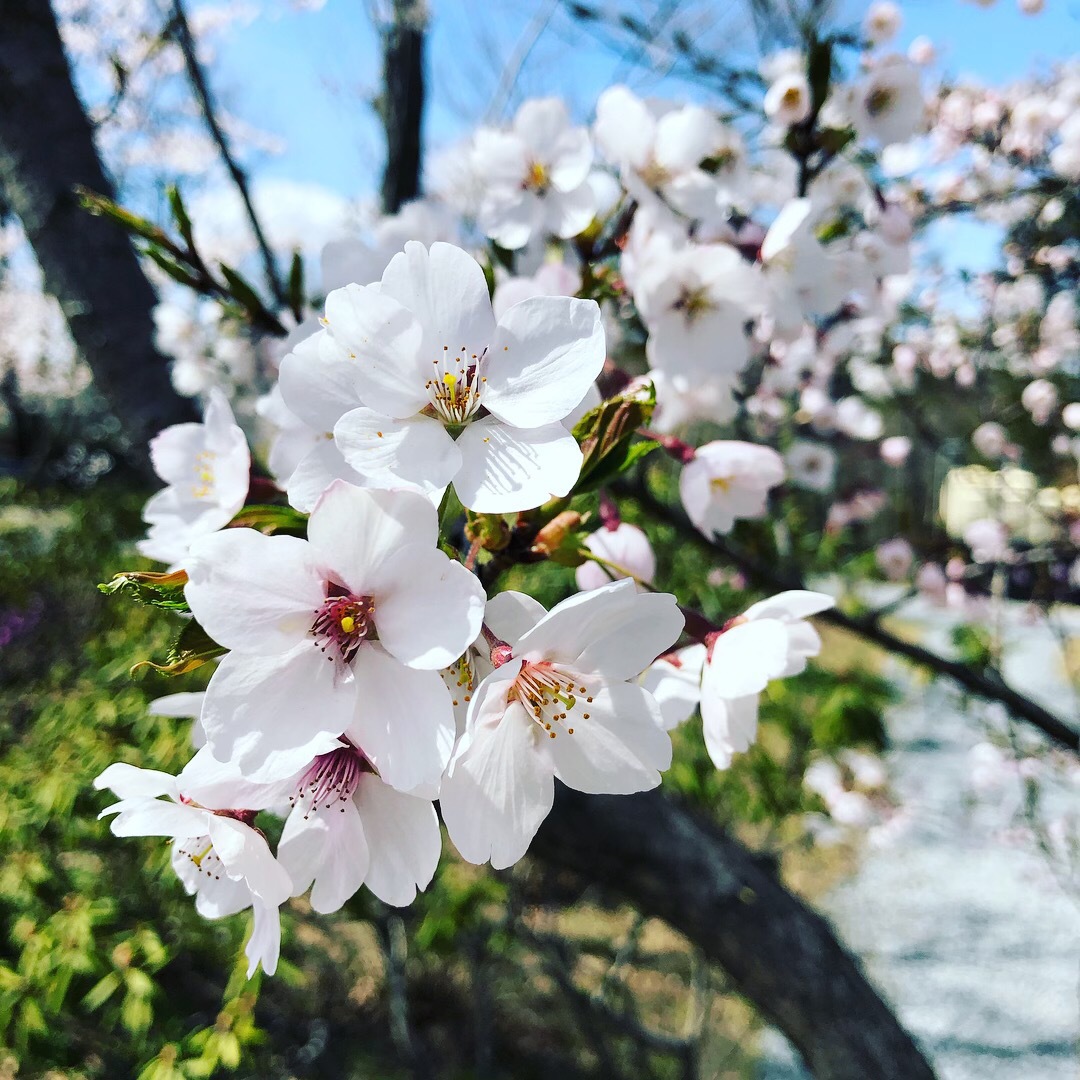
(210, 0), (1079, 200)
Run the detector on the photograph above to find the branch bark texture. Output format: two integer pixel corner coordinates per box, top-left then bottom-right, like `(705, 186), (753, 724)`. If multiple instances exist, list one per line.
(0, 0), (193, 455)
(378, 0), (426, 214)
(534, 786), (937, 1080)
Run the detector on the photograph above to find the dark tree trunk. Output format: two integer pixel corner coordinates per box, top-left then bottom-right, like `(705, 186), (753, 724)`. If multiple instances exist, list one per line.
(533, 787), (937, 1080)
(0, 0), (193, 460)
(378, 0), (425, 214)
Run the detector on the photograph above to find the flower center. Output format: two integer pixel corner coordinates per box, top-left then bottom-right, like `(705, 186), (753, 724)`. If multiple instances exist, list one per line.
(524, 160), (550, 193)
(177, 834), (225, 878)
(425, 345), (488, 426)
(673, 286), (714, 323)
(290, 744), (367, 818)
(311, 589), (376, 665)
(191, 449), (216, 500)
(866, 86), (895, 117)
(508, 660), (595, 739)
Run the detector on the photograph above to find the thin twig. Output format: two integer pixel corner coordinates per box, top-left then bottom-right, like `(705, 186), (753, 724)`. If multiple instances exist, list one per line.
(167, 0), (286, 307)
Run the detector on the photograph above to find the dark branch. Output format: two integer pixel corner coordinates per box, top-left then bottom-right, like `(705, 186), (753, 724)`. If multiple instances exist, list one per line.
(168, 0), (286, 307)
(626, 479), (1080, 753)
(0, 0), (194, 460)
(533, 786), (937, 1080)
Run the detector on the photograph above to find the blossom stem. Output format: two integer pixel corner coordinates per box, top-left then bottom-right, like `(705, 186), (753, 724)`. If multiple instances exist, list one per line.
(637, 427), (696, 464)
(480, 622), (514, 667)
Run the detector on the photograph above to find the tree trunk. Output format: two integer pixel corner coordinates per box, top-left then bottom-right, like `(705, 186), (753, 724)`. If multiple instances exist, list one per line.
(0, 0), (193, 459)
(378, 0), (426, 215)
(533, 787), (937, 1080)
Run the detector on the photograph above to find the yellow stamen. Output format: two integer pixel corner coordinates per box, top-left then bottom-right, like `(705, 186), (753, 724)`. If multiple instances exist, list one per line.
(340, 615), (356, 634)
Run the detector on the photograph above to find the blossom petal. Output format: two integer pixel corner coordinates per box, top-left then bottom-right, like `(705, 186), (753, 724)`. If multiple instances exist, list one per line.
(641, 643), (705, 731)
(515, 579), (684, 681)
(483, 590), (546, 648)
(700, 693), (759, 770)
(454, 417), (583, 513)
(284, 437), (366, 514)
(345, 645), (455, 794)
(743, 590), (835, 623)
(278, 800), (371, 914)
(704, 620), (791, 699)
(246, 901), (282, 978)
(440, 700), (554, 870)
(306, 480), (439, 595)
(278, 331), (368, 431)
(103, 799), (208, 838)
(323, 283), (429, 418)
(334, 409), (460, 495)
(548, 681), (671, 794)
(375, 545), (486, 669)
(185, 529), (325, 654)
(485, 297), (605, 428)
(354, 776), (441, 906)
(94, 762), (180, 800)
(202, 645), (355, 783)
(208, 815), (292, 906)
(379, 241), (496, 360)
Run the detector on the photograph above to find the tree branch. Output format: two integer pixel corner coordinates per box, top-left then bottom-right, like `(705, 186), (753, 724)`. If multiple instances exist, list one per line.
(533, 786), (937, 1080)
(168, 0), (286, 308)
(376, 0), (426, 214)
(626, 479), (1080, 753)
(0, 0), (194, 461)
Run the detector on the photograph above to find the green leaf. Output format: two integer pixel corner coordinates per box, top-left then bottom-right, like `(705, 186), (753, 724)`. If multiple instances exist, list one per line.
(166, 184), (194, 250)
(132, 619), (225, 678)
(219, 264), (270, 321)
(227, 504), (308, 536)
(287, 250), (305, 320)
(142, 245), (203, 291)
(99, 569), (190, 611)
(572, 384), (657, 493)
(83, 971), (121, 1011)
(807, 34), (834, 116)
(76, 187), (172, 248)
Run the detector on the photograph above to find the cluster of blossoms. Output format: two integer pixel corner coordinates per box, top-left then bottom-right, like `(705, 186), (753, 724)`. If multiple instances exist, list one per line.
(95, 0), (1079, 981)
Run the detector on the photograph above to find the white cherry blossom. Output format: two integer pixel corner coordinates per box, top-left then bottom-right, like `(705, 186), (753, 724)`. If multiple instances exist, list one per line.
(138, 388), (249, 566)
(94, 762), (291, 978)
(472, 98), (596, 250)
(440, 581), (684, 869)
(680, 441), (786, 537)
(575, 522), (657, 592)
(321, 241), (605, 512)
(184, 480), (485, 792)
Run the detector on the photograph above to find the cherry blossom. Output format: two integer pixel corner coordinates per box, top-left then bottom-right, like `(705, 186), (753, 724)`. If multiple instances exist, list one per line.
(184, 480), (485, 791)
(680, 441), (786, 537)
(94, 762), (292, 978)
(575, 522), (657, 593)
(440, 581), (683, 869)
(137, 388), (250, 566)
(321, 242), (606, 512)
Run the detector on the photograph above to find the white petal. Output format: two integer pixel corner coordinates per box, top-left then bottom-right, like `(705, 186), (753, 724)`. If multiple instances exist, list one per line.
(147, 692), (206, 720)
(334, 409), (460, 495)
(483, 590), (546, 648)
(704, 620), (791, 699)
(246, 901), (282, 978)
(346, 645), (456, 794)
(208, 815), (293, 906)
(278, 332), (368, 432)
(379, 241), (497, 361)
(354, 775), (441, 906)
(641, 643), (705, 731)
(178, 746), (292, 812)
(306, 480), (439, 595)
(375, 545), (486, 669)
(544, 184), (596, 240)
(202, 645), (355, 783)
(453, 417), (583, 514)
(440, 700), (554, 870)
(743, 590), (835, 623)
(700, 693), (760, 770)
(515, 579), (684, 681)
(284, 437), (366, 514)
(485, 297), (605, 428)
(278, 800), (371, 914)
(595, 85), (656, 170)
(185, 529), (325, 654)
(548, 681), (671, 794)
(104, 799), (209, 838)
(323, 283), (429, 418)
(94, 762), (180, 800)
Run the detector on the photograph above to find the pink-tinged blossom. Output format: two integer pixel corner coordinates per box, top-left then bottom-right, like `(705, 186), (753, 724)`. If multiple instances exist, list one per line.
(180, 744), (441, 913)
(184, 481), (486, 792)
(472, 99), (596, 250)
(876, 537), (915, 581)
(138, 389), (249, 566)
(785, 440), (837, 493)
(964, 517), (1010, 563)
(322, 242), (605, 513)
(575, 523), (657, 592)
(94, 762), (291, 978)
(440, 581), (684, 869)
(641, 644), (705, 731)
(699, 591), (834, 768)
(880, 435), (912, 466)
(680, 441), (786, 537)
